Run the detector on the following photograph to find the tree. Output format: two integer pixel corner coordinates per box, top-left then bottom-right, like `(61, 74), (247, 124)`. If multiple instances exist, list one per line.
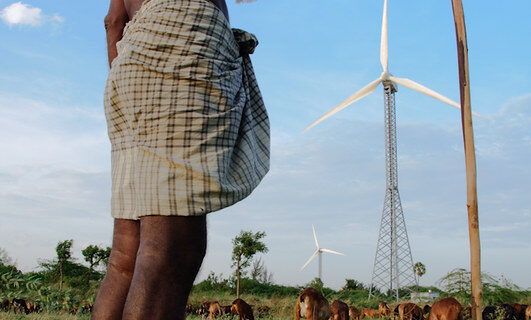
(341, 279), (365, 291)
(82, 245), (106, 286)
(439, 268), (524, 306)
(306, 277), (324, 293)
(250, 258), (273, 284)
(438, 267), (482, 303)
(439, 268), (471, 299)
(56, 239), (73, 290)
(0, 247), (14, 266)
(97, 247), (111, 270)
(231, 230), (268, 298)
(414, 262), (426, 282)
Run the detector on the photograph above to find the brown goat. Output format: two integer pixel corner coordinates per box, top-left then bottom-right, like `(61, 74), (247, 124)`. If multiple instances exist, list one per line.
(391, 305), (402, 320)
(361, 308), (380, 319)
(510, 304), (528, 320)
(427, 298), (463, 320)
(231, 298), (254, 320)
(349, 306), (361, 320)
(379, 302), (391, 318)
(295, 288), (331, 320)
(399, 303), (424, 320)
(330, 300), (350, 320)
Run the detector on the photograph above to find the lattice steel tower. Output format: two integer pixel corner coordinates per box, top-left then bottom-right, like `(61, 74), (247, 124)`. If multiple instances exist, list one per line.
(369, 82), (418, 301)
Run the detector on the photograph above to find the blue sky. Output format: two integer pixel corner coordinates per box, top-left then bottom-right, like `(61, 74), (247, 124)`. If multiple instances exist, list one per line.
(0, 0), (530, 290)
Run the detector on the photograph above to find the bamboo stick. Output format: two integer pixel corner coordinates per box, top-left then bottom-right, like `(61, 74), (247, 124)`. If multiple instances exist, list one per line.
(450, 1), (482, 319)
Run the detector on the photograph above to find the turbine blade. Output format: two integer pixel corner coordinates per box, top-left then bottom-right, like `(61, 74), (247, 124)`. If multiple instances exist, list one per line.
(312, 224), (319, 248)
(302, 78), (382, 133)
(321, 248), (346, 256)
(389, 76), (481, 117)
(300, 250), (319, 271)
(380, 0), (389, 72)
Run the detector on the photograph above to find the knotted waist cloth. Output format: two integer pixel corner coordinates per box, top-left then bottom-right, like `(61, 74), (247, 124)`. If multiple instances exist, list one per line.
(104, 0), (270, 219)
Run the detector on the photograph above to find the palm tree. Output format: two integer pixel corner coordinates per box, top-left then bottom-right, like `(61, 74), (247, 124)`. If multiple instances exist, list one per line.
(414, 262), (426, 282)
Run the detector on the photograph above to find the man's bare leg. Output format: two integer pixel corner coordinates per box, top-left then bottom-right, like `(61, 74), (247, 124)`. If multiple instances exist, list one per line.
(122, 215), (207, 320)
(91, 219), (140, 320)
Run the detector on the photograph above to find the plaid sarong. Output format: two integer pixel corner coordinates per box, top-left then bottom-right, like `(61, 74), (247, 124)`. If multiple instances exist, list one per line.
(104, 0), (270, 219)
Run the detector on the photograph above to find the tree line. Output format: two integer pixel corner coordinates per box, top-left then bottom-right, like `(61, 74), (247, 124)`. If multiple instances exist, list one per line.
(0, 230), (270, 311)
(0, 240), (110, 312)
(1, 230), (529, 314)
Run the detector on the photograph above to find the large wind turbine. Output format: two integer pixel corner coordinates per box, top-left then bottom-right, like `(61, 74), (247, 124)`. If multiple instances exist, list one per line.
(302, 0), (478, 134)
(300, 225), (345, 281)
(302, 0), (477, 300)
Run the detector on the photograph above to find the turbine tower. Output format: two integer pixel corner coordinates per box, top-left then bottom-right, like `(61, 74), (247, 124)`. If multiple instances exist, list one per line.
(370, 80), (418, 300)
(300, 225), (345, 281)
(303, 0), (477, 300)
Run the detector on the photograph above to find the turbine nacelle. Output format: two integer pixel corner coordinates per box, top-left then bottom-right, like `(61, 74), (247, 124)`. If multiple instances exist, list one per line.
(380, 71), (393, 82)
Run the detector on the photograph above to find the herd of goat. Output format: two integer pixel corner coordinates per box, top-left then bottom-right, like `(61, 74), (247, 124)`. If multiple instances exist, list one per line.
(0, 287), (529, 320)
(188, 287), (530, 320)
(292, 288), (530, 320)
(0, 297), (92, 315)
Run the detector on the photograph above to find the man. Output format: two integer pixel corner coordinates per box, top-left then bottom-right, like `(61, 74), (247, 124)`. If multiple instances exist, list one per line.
(92, 0), (270, 319)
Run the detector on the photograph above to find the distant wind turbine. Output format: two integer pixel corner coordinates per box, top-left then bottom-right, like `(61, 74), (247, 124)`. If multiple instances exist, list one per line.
(300, 225), (345, 281)
(302, 0), (479, 134)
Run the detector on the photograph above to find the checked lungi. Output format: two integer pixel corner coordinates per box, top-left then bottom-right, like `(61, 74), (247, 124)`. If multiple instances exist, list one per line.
(104, 0), (270, 219)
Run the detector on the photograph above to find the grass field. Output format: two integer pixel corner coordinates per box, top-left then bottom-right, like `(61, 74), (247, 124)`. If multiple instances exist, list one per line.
(0, 313), (90, 320)
(0, 312), (289, 320)
(0, 292), (296, 320)
(1, 275), (528, 320)
(1, 294), (530, 320)
(188, 291), (298, 317)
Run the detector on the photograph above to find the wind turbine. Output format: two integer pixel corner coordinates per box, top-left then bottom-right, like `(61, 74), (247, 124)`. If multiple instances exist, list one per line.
(300, 225), (345, 281)
(301, 0), (478, 300)
(302, 0), (478, 134)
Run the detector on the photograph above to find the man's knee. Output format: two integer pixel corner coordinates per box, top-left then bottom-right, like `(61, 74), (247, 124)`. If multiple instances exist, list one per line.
(106, 219), (140, 277)
(135, 215), (207, 270)
(107, 248), (137, 278)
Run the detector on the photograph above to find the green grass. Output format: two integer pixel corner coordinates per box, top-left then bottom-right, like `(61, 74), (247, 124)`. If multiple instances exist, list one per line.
(1, 290), (530, 320)
(188, 291), (297, 319)
(0, 312), (292, 320)
(0, 312), (90, 320)
(186, 315), (291, 320)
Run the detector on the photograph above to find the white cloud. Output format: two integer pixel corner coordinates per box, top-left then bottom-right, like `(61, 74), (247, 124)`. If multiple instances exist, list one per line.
(1, 2), (42, 26)
(0, 2), (63, 27)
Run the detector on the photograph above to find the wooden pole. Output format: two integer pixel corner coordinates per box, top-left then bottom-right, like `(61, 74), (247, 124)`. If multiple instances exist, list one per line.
(450, 1), (482, 319)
